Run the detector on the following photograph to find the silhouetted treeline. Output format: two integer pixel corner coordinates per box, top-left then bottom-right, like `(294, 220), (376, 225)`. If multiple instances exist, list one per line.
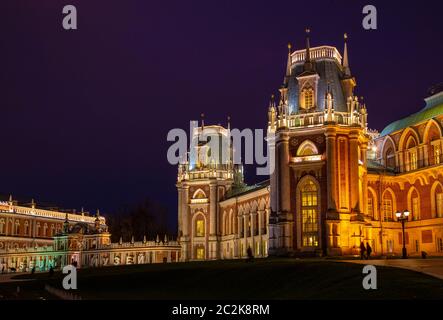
(107, 198), (171, 243)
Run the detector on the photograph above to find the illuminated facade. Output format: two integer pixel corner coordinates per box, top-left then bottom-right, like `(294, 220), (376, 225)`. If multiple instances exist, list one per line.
(0, 198), (180, 272)
(2, 33), (443, 271)
(178, 31), (443, 260)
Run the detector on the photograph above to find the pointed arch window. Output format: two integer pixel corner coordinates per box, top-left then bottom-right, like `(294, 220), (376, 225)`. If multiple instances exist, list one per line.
(301, 87), (314, 110)
(382, 191), (394, 222)
(195, 216), (205, 237)
(300, 179), (319, 247)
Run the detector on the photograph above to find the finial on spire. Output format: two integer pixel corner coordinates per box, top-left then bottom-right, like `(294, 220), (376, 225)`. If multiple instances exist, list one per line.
(284, 43), (292, 82)
(305, 28), (311, 62)
(342, 32), (351, 77)
(201, 113), (205, 129)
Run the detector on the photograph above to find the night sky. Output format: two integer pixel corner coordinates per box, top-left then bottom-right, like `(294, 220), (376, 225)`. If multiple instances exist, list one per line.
(1, 0), (442, 231)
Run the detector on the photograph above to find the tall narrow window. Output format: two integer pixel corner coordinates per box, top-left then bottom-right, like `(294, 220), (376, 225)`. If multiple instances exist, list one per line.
(412, 197), (420, 221)
(196, 218), (205, 237)
(383, 199), (393, 221)
(367, 198), (374, 218)
(300, 180), (319, 247)
(409, 150), (417, 171)
(434, 145), (441, 165)
(301, 87), (314, 110)
(437, 193), (443, 218)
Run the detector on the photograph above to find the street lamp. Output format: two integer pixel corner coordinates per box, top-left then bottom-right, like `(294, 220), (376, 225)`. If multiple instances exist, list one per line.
(395, 210), (410, 259)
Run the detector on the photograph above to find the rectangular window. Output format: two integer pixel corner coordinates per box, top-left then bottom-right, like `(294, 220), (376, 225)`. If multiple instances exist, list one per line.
(437, 193), (443, 218)
(303, 235), (319, 247)
(387, 240), (394, 253)
(196, 247), (205, 260)
(422, 230), (433, 244)
(434, 145), (441, 165)
(409, 151), (417, 171)
(196, 220), (205, 237)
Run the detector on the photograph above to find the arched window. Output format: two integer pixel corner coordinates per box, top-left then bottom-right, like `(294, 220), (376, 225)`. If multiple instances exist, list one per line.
(406, 136), (418, 171)
(296, 140), (319, 156)
(195, 216), (205, 237)
(15, 220), (20, 235)
(431, 182), (443, 218)
(382, 190), (395, 222)
(299, 179), (319, 247)
(0, 219), (5, 234)
(385, 147), (395, 168)
(193, 189), (207, 199)
(408, 187), (420, 221)
(367, 187), (377, 220)
(301, 87), (314, 109)
(36, 223), (41, 236)
(24, 221), (29, 236)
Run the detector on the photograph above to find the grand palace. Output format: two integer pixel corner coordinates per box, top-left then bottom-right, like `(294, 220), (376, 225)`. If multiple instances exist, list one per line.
(1, 31), (442, 272)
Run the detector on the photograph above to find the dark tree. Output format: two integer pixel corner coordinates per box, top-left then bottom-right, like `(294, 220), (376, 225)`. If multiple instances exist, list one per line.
(107, 198), (170, 243)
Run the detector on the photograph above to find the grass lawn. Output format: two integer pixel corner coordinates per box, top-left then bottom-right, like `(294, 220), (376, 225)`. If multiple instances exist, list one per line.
(3, 258), (443, 300)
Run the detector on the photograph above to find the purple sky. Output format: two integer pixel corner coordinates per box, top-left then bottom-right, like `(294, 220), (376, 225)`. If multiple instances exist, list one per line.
(1, 0), (442, 230)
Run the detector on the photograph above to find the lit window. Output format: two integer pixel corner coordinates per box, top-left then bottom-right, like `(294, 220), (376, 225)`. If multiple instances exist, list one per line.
(434, 145), (441, 165)
(409, 150), (417, 171)
(437, 193), (443, 218)
(412, 197), (420, 221)
(383, 199), (393, 222)
(196, 247), (205, 260)
(196, 219), (205, 237)
(302, 87), (314, 109)
(367, 198), (373, 218)
(301, 180), (319, 247)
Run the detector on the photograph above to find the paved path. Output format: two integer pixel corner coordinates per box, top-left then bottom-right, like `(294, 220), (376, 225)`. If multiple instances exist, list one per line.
(0, 273), (33, 284)
(341, 259), (443, 280)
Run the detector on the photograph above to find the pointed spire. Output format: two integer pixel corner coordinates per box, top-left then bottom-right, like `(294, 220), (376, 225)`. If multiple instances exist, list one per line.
(285, 43), (292, 79)
(31, 198), (36, 209)
(303, 28), (314, 72)
(8, 194), (12, 203)
(343, 33), (351, 77)
(164, 234), (168, 243)
(156, 234), (160, 243)
(200, 113), (205, 130)
(131, 235), (134, 244)
(227, 115), (231, 131)
(305, 28), (311, 63)
(119, 236), (123, 245)
(81, 207), (85, 216)
(143, 235), (147, 243)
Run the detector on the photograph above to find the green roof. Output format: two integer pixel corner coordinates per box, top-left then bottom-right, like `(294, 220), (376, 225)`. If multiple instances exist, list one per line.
(225, 180), (269, 199)
(380, 92), (443, 136)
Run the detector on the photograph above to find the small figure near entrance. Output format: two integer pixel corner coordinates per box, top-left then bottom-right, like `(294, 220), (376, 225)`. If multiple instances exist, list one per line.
(366, 243), (372, 259)
(360, 242), (366, 260)
(246, 246), (254, 262)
